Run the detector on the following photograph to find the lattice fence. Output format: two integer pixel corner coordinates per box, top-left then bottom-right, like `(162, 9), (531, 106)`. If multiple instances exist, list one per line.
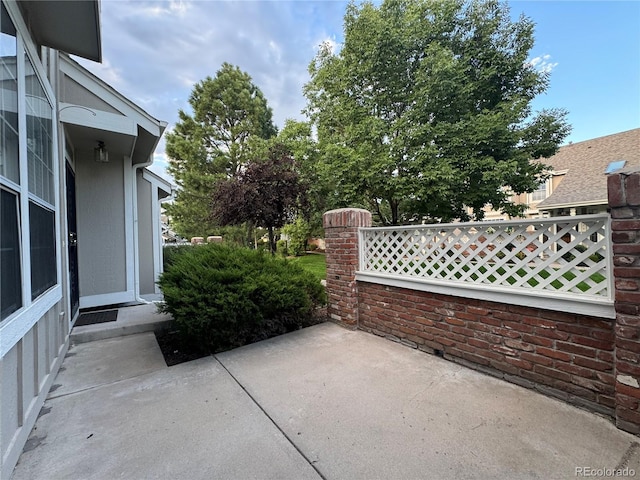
(359, 214), (612, 299)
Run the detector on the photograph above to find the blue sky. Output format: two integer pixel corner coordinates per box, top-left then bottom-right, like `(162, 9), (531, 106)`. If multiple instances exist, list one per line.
(77, 0), (640, 181)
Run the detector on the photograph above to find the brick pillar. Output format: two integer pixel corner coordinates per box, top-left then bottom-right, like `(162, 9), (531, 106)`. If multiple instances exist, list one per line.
(608, 167), (640, 434)
(322, 208), (372, 329)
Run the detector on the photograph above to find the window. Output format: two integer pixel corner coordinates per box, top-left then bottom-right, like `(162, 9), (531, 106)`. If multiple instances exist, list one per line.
(1, 188), (22, 319)
(29, 201), (55, 298)
(530, 181), (547, 202)
(1, 3), (58, 320)
(1, 2), (18, 184)
(25, 55), (57, 299)
(26, 56), (54, 205)
(1, 3), (21, 321)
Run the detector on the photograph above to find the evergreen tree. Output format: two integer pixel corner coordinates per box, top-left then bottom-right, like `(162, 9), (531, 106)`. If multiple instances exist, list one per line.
(165, 63), (277, 238)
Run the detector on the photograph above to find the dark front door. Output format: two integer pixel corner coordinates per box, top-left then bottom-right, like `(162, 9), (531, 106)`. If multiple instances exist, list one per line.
(66, 162), (80, 319)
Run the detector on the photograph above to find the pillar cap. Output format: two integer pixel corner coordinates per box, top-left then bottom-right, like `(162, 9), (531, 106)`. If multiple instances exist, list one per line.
(323, 208), (372, 228)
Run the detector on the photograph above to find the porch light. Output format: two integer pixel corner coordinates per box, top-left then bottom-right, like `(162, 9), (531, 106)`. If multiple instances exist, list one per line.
(94, 141), (109, 163)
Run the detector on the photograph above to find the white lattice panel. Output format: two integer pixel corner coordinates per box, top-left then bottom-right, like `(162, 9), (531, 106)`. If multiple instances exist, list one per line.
(359, 214), (611, 299)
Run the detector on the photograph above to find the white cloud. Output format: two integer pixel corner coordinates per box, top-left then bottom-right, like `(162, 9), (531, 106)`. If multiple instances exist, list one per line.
(527, 54), (559, 74)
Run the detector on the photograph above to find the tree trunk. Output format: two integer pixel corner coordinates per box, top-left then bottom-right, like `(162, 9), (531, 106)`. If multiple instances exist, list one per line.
(268, 226), (276, 255)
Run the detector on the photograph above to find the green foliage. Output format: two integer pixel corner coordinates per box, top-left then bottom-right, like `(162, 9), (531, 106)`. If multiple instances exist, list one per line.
(283, 217), (312, 256)
(212, 144), (308, 254)
(158, 244), (326, 354)
(162, 244), (194, 270)
(276, 120), (330, 235)
(165, 63), (277, 239)
(276, 239), (288, 256)
(304, 0), (570, 225)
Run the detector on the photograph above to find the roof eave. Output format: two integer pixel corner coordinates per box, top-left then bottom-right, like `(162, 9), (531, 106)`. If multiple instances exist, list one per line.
(20, 0), (102, 62)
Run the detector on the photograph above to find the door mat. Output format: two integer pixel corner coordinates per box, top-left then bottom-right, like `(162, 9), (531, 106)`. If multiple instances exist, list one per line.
(75, 309), (118, 327)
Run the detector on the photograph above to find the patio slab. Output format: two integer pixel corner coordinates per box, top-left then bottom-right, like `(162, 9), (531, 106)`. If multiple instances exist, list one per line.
(217, 322), (640, 480)
(12, 334), (320, 480)
(12, 321), (640, 480)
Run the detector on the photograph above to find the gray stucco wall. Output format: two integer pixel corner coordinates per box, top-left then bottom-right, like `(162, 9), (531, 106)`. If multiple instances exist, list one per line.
(75, 151), (127, 297)
(137, 171), (155, 295)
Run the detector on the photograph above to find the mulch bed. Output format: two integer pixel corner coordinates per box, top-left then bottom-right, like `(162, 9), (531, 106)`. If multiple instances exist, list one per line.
(154, 329), (208, 367)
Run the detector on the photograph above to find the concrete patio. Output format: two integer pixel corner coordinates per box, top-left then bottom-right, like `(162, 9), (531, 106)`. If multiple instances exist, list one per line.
(11, 304), (640, 479)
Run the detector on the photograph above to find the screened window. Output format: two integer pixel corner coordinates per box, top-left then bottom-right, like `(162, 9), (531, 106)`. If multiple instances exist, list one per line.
(1, 188), (22, 319)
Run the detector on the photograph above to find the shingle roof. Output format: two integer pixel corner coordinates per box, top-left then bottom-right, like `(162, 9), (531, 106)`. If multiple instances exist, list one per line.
(536, 128), (640, 210)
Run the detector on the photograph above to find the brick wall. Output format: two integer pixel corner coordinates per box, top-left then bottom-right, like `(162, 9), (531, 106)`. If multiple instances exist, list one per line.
(324, 168), (639, 434)
(609, 167), (640, 433)
(358, 283), (614, 416)
(323, 208), (372, 329)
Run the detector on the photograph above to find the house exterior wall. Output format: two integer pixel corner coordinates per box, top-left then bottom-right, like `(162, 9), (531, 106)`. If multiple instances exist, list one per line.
(137, 171), (155, 295)
(61, 75), (121, 115)
(75, 151), (128, 301)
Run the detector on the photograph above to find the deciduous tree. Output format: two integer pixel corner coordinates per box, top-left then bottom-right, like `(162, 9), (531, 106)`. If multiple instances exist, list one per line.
(304, 0), (570, 225)
(211, 144), (307, 254)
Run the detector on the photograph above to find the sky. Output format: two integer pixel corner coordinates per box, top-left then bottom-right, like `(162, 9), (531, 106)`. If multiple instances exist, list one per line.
(76, 0), (640, 183)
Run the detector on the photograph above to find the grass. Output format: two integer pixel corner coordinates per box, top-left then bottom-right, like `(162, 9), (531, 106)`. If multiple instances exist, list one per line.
(386, 259), (606, 293)
(290, 253), (326, 281)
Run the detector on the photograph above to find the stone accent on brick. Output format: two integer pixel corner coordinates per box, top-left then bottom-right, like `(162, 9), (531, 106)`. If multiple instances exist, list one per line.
(322, 208), (372, 329)
(609, 167), (640, 434)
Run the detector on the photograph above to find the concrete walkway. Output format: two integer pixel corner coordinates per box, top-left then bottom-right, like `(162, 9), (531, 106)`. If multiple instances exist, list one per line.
(11, 313), (640, 479)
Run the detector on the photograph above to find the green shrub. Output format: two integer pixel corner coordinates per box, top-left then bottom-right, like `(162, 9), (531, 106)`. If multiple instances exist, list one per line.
(282, 218), (311, 257)
(276, 239), (288, 256)
(158, 243), (326, 354)
(162, 244), (194, 270)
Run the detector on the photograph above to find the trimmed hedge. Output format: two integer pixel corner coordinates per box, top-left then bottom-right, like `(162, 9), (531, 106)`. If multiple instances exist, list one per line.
(158, 243), (326, 354)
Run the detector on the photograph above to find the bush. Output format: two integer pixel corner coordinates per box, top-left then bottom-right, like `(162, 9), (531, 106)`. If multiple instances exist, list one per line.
(162, 244), (194, 270)
(276, 239), (288, 256)
(282, 218), (311, 257)
(158, 243), (326, 354)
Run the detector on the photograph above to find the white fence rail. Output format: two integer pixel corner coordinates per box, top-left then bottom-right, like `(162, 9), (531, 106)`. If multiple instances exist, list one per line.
(358, 214), (612, 305)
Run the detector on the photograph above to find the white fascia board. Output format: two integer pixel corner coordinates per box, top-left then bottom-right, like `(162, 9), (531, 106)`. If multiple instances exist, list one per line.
(59, 102), (137, 137)
(59, 55), (164, 137)
(142, 168), (172, 194)
(537, 200), (607, 211)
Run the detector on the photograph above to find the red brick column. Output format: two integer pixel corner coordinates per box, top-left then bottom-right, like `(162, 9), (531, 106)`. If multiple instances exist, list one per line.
(323, 208), (372, 329)
(608, 167), (640, 434)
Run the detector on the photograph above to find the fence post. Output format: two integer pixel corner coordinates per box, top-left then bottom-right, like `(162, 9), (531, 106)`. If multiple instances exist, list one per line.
(608, 167), (640, 434)
(322, 208), (372, 329)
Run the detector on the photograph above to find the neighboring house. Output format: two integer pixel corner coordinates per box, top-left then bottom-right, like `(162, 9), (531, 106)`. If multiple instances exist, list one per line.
(0, 2), (169, 476)
(481, 128), (640, 220)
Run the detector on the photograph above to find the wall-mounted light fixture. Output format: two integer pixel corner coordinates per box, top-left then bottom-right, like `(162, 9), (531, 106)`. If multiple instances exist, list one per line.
(94, 141), (109, 163)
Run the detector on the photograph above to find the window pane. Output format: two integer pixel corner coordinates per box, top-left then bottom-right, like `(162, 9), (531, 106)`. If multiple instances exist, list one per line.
(25, 57), (54, 205)
(1, 188), (22, 320)
(0, 3), (19, 184)
(29, 201), (56, 299)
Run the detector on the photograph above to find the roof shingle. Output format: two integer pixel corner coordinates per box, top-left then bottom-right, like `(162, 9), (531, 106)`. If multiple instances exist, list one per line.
(536, 128), (640, 209)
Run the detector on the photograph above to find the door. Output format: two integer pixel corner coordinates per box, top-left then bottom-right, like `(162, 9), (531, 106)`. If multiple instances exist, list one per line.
(66, 161), (80, 319)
